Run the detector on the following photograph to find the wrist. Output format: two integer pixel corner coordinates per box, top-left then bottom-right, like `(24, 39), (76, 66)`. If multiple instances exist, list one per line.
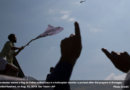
(59, 56), (77, 66)
(19, 48), (22, 51)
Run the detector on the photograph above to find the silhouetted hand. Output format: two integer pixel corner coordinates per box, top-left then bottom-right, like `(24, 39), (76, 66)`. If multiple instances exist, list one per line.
(102, 48), (130, 73)
(60, 22), (82, 66)
(20, 46), (25, 50)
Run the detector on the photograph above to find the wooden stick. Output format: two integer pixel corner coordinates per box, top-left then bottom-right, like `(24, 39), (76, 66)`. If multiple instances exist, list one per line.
(24, 38), (37, 47)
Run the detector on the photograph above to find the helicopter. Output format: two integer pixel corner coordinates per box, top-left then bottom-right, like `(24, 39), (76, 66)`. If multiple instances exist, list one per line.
(80, 0), (86, 3)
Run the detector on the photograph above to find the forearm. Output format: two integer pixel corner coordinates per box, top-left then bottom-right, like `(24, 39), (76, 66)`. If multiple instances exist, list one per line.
(13, 49), (22, 57)
(47, 56), (74, 81)
(59, 56), (77, 66)
(46, 59), (73, 90)
(11, 47), (21, 50)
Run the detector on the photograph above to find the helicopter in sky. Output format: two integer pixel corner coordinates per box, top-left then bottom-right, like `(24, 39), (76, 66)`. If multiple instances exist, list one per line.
(80, 0), (86, 3)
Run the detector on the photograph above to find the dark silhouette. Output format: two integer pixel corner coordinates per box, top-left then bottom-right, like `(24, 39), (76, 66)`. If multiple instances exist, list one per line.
(0, 34), (25, 76)
(102, 48), (130, 73)
(80, 0), (86, 3)
(0, 34), (25, 64)
(8, 34), (25, 57)
(102, 48), (130, 90)
(46, 67), (54, 80)
(46, 22), (82, 90)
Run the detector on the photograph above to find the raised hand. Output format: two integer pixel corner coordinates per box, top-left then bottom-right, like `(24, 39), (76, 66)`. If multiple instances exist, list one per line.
(102, 48), (130, 73)
(60, 22), (82, 66)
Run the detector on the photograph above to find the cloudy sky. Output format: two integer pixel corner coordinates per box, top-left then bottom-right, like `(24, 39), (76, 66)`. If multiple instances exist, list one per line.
(0, 0), (130, 80)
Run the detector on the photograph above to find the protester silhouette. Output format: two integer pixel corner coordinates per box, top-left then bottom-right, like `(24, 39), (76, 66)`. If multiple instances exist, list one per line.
(46, 22), (82, 90)
(0, 34), (25, 70)
(46, 67), (54, 80)
(102, 48), (130, 90)
(102, 48), (130, 73)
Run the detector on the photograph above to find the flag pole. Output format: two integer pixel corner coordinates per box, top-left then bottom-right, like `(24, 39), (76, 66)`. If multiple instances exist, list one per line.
(24, 38), (36, 47)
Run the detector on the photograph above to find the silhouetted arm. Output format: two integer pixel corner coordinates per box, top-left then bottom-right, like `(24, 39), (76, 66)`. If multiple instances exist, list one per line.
(47, 22), (82, 90)
(102, 48), (130, 73)
(11, 47), (21, 50)
(13, 47), (24, 57)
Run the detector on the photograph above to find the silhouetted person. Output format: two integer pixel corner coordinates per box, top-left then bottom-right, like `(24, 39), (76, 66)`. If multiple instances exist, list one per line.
(46, 67), (54, 80)
(102, 48), (130, 90)
(0, 34), (25, 70)
(46, 22), (82, 90)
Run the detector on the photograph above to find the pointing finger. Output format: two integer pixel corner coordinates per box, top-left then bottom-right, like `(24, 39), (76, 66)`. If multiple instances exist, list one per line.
(74, 22), (81, 39)
(102, 48), (112, 60)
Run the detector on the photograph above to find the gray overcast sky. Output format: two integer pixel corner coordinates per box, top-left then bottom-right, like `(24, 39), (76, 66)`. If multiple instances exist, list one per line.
(0, 0), (129, 80)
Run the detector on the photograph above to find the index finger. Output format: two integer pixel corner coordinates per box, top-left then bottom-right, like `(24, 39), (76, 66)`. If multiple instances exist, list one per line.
(74, 22), (81, 39)
(102, 48), (112, 60)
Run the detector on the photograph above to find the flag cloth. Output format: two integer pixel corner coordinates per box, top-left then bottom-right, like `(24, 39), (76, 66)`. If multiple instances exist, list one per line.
(35, 25), (64, 39)
(24, 25), (64, 46)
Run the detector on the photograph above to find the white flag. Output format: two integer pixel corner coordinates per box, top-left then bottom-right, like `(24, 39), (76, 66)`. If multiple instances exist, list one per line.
(24, 25), (64, 47)
(35, 25), (64, 39)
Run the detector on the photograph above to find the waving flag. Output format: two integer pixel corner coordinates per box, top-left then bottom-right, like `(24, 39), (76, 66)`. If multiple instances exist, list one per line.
(24, 25), (64, 47)
(35, 25), (64, 39)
